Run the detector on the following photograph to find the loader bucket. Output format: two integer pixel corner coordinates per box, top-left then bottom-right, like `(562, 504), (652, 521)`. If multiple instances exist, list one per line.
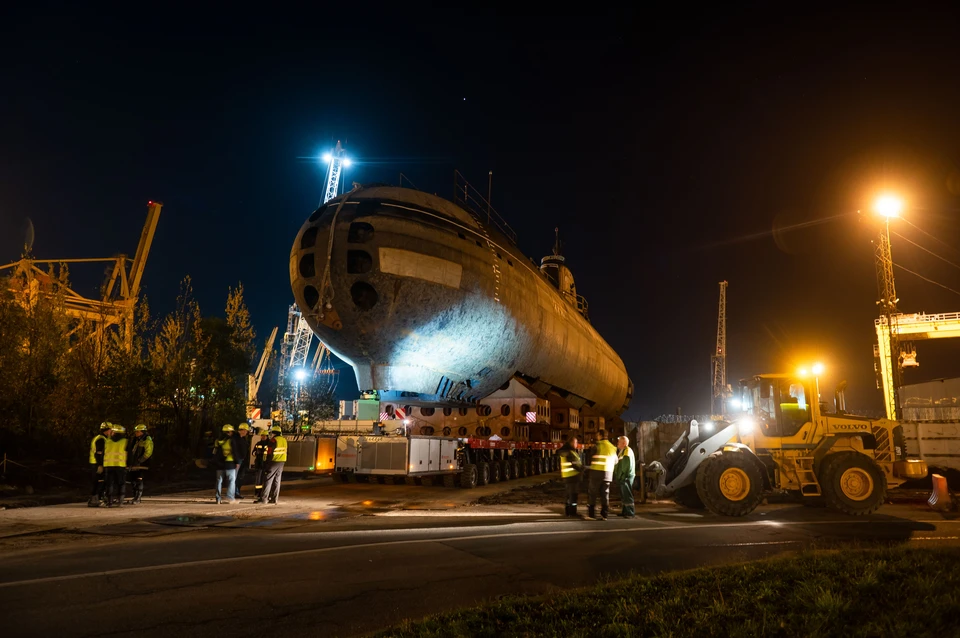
(928, 474), (953, 512)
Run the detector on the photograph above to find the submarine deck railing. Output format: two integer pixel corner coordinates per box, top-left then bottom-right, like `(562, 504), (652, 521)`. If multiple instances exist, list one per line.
(453, 169), (518, 245)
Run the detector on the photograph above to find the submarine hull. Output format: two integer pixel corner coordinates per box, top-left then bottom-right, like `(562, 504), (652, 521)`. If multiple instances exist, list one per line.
(290, 186), (631, 417)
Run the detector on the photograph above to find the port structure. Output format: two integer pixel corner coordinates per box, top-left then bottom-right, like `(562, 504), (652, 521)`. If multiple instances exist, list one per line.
(0, 201), (161, 352)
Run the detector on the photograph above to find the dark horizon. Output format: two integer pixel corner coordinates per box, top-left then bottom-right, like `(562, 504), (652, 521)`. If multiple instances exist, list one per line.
(4, 7), (960, 420)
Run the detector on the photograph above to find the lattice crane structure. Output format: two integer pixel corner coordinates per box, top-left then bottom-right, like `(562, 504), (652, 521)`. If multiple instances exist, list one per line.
(0, 201), (162, 351)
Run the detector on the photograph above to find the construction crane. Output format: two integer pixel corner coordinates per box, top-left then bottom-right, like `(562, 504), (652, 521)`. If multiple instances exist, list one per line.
(247, 326), (278, 419)
(711, 280), (729, 416)
(0, 200), (162, 351)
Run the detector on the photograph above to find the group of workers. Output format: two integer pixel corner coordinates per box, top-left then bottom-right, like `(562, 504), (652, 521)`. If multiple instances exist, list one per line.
(87, 421), (288, 507)
(556, 430), (635, 520)
(210, 423), (288, 505)
(88, 422), (154, 507)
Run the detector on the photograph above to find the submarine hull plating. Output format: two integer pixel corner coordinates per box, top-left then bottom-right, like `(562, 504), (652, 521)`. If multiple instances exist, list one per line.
(290, 186), (631, 417)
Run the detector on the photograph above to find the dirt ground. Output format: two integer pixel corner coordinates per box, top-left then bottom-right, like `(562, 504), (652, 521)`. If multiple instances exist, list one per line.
(476, 477), (633, 506)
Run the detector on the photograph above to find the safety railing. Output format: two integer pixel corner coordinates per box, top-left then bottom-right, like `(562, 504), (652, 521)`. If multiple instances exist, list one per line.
(876, 311), (960, 327)
(453, 170), (518, 244)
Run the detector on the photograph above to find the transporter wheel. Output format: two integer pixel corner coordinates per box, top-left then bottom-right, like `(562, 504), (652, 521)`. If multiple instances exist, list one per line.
(509, 459), (520, 480)
(819, 452), (886, 516)
(673, 484), (705, 509)
(501, 460), (513, 481)
(533, 457), (542, 475)
(421, 476), (434, 487)
(405, 476), (418, 486)
(517, 458), (527, 478)
(477, 462), (491, 486)
(490, 461), (502, 483)
(525, 458), (534, 476)
(459, 463), (478, 489)
(443, 473), (457, 488)
(695, 451), (764, 517)
(356, 474), (370, 483)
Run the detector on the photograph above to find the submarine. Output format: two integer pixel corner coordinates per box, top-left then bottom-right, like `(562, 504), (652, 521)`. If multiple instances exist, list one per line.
(289, 183), (632, 418)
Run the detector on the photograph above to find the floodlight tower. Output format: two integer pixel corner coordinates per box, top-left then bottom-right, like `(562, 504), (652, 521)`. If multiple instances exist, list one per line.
(874, 195), (903, 420)
(321, 141), (351, 205)
(711, 281), (729, 416)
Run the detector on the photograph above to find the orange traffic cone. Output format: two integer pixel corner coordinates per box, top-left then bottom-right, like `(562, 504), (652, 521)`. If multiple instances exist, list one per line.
(928, 474), (954, 512)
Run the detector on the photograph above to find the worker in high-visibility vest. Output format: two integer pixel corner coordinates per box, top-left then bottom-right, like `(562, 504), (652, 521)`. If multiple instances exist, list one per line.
(556, 435), (584, 517)
(127, 424), (154, 504)
(614, 435), (636, 518)
(586, 430), (617, 521)
(213, 424), (240, 505)
(88, 422), (111, 507)
(259, 425), (287, 505)
(103, 425), (128, 507)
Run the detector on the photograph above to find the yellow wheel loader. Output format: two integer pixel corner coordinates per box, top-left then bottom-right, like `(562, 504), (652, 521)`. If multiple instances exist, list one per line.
(650, 372), (928, 516)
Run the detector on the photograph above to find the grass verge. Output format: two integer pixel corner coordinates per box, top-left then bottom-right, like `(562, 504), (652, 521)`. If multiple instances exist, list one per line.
(374, 546), (960, 637)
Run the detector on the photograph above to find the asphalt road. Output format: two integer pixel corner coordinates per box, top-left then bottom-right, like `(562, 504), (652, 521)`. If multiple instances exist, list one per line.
(2, 498), (958, 638)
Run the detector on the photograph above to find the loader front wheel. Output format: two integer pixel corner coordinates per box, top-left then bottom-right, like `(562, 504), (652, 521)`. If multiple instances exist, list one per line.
(820, 452), (886, 516)
(673, 484), (705, 509)
(696, 451), (764, 516)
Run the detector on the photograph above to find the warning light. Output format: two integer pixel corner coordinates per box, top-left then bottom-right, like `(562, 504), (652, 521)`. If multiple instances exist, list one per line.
(362, 500), (373, 506)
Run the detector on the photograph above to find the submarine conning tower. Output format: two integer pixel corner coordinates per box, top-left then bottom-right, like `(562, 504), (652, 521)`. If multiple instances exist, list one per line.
(540, 229), (589, 322)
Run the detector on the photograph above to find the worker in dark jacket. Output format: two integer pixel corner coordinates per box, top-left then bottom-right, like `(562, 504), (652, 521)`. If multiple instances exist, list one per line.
(88, 422), (111, 507)
(556, 436), (584, 517)
(233, 423), (252, 500)
(127, 424), (154, 504)
(251, 428), (272, 500)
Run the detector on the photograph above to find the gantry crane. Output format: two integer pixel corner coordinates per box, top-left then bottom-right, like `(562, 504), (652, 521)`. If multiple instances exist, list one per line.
(711, 280), (729, 416)
(0, 200), (162, 351)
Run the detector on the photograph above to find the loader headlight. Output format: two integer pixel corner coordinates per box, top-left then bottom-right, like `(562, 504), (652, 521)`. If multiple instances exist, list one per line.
(703, 421), (714, 432)
(738, 417), (755, 435)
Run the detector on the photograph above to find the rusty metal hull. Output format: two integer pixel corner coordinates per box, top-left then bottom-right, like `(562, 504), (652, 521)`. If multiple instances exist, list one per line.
(290, 186), (631, 418)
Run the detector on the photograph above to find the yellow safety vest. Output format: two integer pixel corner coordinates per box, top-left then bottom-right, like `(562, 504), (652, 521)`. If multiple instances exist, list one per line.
(89, 434), (105, 464)
(103, 437), (128, 468)
(216, 437), (235, 463)
(560, 448), (580, 478)
(271, 436), (288, 462)
(590, 439), (617, 480)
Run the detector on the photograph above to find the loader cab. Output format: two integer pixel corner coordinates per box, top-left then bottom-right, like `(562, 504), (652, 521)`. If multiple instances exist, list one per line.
(740, 374), (815, 439)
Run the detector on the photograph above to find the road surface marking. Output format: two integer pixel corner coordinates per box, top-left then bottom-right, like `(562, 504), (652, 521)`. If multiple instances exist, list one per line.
(1, 518), (956, 589)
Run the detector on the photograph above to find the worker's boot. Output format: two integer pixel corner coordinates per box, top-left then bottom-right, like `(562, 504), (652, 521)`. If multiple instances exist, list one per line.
(133, 483), (143, 505)
(584, 507), (595, 521)
(87, 496), (100, 508)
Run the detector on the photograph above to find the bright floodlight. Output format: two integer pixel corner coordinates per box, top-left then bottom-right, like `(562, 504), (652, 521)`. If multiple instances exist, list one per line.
(875, 195), (903, 218)
(728, 397), (742, 410)
(294, 368), (308, 382)
(739, 417), (755, 435)
(812, 362), (825, 375)
(343, 158), (352, 167)
(321, 152), (332, 163)
(798, 367), (809, 377)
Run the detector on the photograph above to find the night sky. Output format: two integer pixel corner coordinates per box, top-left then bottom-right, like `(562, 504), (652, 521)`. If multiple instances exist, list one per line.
(4, 7), (960, 420)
